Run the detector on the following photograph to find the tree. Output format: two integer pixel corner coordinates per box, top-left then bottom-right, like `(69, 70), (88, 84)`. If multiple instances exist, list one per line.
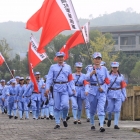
(0, 39), (13, 80)
(33, 57), (52, 78)
(0, 38), (12, 57)
(46, 34), (69, 54)
(116, 52), (140, 77)
(130, 61), (140, 78)
(129, 61), (140, 84)
(81, 30), (117, 69)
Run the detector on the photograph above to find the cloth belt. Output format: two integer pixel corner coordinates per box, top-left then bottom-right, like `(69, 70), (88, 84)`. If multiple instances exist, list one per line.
(90, 83), (104, 86)
(25, 95), (31, 97)
(32, 92), (41, 94)
(54, 81), (68, 84)
(108, 88), (121, 90)
(75, 84), (83, 87)
(10, 94), (15, 96)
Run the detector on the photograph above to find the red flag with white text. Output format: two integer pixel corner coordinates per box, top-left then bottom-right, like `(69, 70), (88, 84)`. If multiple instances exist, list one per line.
(82, 22), (90, 43)
(55, 30), (85, 60)
(26, 0), (80, 53)
(55, 22), (90, 60)
(0, 52), (5, 65)
(28, 35), (48, 68)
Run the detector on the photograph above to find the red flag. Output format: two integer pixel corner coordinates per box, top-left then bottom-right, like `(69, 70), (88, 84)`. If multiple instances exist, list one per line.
(0, 53), (5, 65)
(54, 30), (85, 60)
(25, 2), (46, 31)
(26, 0), (80, 53)
(28, 35), (47, 93)
(82, 22), (90, 43)
(28, 35), (48, 68)
(29, 63), (39, 93)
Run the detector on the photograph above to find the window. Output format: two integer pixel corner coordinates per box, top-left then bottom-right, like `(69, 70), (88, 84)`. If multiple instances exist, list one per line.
(120, 36), (136, 45)
(113, 37), (118, 45)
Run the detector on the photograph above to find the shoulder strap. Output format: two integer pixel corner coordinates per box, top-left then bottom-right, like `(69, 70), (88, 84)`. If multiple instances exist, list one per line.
(54, 66), (64, 82)
(75, 74), (81, 85)
(92, 66), (101, 87)
(107, 75), (118, 93)
(1, 86), (5, 93)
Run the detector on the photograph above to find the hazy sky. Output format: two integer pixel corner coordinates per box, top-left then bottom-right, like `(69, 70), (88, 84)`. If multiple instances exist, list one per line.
(0, 0), (140, 22)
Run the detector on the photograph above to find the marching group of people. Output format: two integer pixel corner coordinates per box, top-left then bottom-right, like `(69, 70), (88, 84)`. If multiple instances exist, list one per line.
(0, 51), (127, 132)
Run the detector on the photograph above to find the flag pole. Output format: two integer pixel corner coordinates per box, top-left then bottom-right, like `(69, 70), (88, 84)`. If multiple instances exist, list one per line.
(4, 60), (14, 78)
(85, 43), (92, 62)
(85, 43), (101, 88)
(79, 55), (84, 63)
(47, 57), (53, 64)
(46, 53), (53, 64)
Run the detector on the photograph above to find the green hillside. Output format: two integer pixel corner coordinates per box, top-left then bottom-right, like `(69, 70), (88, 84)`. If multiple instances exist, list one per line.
(1, 11), (140, 58)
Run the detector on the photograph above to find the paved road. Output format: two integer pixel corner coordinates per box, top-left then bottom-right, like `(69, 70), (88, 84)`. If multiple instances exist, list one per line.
(0, 113), (139, 140)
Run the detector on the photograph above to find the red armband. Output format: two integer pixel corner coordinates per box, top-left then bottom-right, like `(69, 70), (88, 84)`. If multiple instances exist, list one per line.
(104, 77), (110, 85)
(83, 80), (89, 86)
(121, 81), (127, 88)
(68, 74), (74, 82)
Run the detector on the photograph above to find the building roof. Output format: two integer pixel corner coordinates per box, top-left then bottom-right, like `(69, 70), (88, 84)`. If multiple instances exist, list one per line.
(90, 24), (140, 33)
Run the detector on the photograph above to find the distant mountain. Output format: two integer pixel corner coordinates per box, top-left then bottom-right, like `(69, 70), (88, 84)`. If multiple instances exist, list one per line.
(89, 11), (140, 26)
(0, 22), (42, 58)
(1, 11), (140, 57)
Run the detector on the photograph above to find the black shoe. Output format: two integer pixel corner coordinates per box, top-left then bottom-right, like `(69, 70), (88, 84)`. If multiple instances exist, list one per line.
(78, 120), (82, 124)
(73, 120), (77, 124)
(91, 126), (95, 130)
(5, 110), (7, 113)
(9, 115), (13, 119)
(63, 121), (68, 127)
(46, 117), (49, 120)
(54, 125), (60, 129)
(66, 116), (70, 121)
(107, 120), (111, 127)
(49, 115), (53, 120)
(2, 112), (4, 114)
(114, 125), (120, 129)
(41, 117), (44, 119)
(100, 127), (105, 132)
(33, 118), (36, 120)
(4, 109), (7, 114)
(87, 118), (90, 122)
(14, 116), (18, 119)
(25, 118), (29, 120)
